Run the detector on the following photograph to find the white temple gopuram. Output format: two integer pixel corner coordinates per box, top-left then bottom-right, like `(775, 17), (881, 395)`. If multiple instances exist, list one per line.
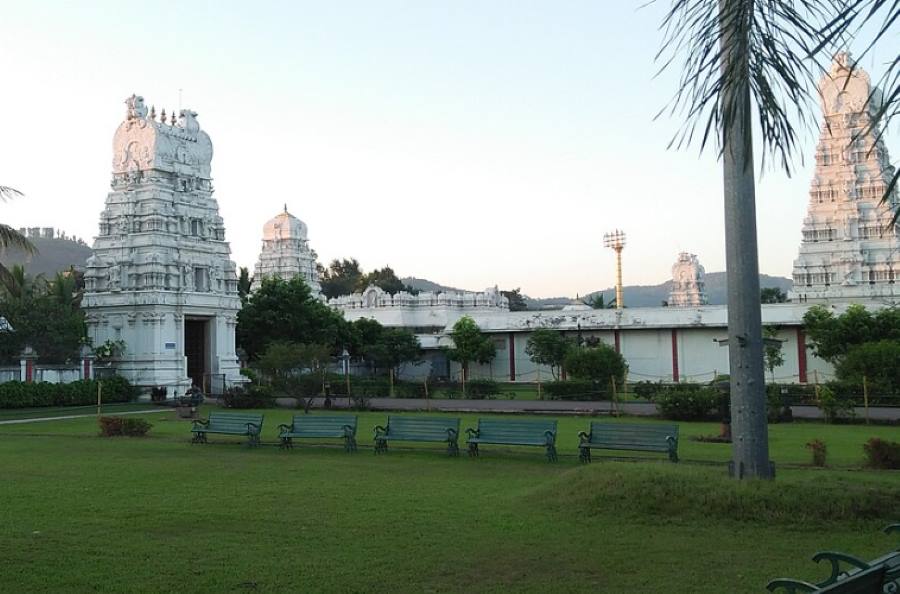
(82, 95), (243, 393)
(252, 206), (322, 296)
(790, 53), (900, 303)
(668, 252), (708, 307)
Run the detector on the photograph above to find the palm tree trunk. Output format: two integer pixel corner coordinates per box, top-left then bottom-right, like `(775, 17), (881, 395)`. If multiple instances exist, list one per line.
(720, 0), (772, 479)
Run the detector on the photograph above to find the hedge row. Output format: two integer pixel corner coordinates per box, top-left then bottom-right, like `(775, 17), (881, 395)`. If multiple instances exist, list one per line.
(0, 377), (137, 409)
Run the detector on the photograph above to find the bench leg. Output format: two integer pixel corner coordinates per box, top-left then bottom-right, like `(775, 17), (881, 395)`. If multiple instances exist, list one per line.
(669, 449), (679, 463)
(280, 437), (292, 450)
(375, 438), (387, 454)
(345, 436), (358, 453)
(191, 432), (207, 444)
(247, 433), (260, 448)
(468, 442), (479, 457)
(546, 444), (558, 462)
(447, 440), (459, 457)
(579, 446), (591, 463)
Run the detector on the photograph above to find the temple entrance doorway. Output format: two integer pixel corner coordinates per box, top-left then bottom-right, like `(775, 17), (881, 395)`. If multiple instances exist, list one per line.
(184, 318), (210, 389)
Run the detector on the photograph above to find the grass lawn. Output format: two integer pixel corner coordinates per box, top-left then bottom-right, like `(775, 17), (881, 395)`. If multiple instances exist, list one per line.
(1, 407), (898, 593)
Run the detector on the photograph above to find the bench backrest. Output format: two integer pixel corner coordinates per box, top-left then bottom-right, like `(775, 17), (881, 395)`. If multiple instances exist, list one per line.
(819, 563), (886, 593)
(588, 422), (678, 451)
(208, 412), (264, 433)
(476, 418), (557, 442)
(387, 416), (460, 439)
(290, 414), (357, 437)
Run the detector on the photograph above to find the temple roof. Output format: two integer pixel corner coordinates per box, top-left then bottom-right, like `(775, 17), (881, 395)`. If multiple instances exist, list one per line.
(262, 205), (308, 241)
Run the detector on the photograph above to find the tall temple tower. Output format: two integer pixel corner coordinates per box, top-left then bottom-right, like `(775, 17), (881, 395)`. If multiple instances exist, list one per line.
(82, 95), (243, 393)
(791, 54), (900, 303)
(252, 206), (322, 296)
(668, 252), (708, 307)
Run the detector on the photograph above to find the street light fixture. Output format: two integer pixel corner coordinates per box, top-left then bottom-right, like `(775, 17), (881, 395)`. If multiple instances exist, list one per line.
(603, 229), (627, 309)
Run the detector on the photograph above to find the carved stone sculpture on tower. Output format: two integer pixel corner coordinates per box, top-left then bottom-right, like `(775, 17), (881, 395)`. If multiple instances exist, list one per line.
(668, 252), (708, 307)
(252, 205), (322, 296)
(82, 94), (243, 393)
(790, 53), (900, 303)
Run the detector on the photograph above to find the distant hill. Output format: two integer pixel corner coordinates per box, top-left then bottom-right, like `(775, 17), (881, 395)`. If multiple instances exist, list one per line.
(403, 277), (467, 293)
(404, 273), (793, 308)
(1, 237), (92, 277)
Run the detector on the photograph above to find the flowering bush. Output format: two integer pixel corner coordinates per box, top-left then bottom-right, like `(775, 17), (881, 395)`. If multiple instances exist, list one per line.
(93, 339), (127, 363)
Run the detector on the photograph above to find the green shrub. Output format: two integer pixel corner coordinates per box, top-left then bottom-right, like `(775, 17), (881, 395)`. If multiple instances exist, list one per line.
(221, 384), (273, 409)
(563, 344), (627, 386)
(654, 386), (719, 421)
(817, 385), (855, 423)
(543, 380), (608, 401)
(464, 379), (501, 400)
(0, 378), (136, 409)
(766, 385), (793, 423)
(632, 381), (661, 400)
(98, 416), (152, 437)
(806, 439), (827, 467)
(863, 438), (900, 469)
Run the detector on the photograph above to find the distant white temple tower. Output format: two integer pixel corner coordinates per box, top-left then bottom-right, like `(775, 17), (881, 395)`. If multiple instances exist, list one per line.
(668, 252), (708, 307)
(252, 206), (322, 296)
(82, 95), (243, 392)
(791, 53), (900, 303)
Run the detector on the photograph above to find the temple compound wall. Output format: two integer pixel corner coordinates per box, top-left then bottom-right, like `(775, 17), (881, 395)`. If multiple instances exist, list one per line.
(82, 95), (243, 393)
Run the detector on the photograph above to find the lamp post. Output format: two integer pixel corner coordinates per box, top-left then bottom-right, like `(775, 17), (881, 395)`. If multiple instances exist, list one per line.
(603, 230), (626, 309)
(340, 348), (351, 408)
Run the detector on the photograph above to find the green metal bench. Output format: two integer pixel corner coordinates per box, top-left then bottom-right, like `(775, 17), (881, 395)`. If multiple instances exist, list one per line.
(278, 414), (358, 452)
(768, 526), (900, 594)
(768, 560), (892, 593)
(191, 411), (264, 446)
(577, 421), (679, 463)
(373, 416), (460, 456)
(466, 418), (558, 462)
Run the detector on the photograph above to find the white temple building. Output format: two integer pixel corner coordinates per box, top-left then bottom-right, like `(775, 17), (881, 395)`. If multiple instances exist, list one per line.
(668, 252), (708, 307)
(82, 95), (243, 393)
(252, 206), (322, 296)
(790, 53), (900, 303)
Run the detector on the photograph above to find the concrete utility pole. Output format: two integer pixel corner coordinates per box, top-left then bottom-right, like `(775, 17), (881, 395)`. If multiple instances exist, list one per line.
(719, 0), (772, 479)
(604, 230), (626, 309)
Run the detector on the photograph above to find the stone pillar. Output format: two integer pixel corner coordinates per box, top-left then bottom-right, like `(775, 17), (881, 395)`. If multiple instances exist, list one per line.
(20, 345), (37, 383)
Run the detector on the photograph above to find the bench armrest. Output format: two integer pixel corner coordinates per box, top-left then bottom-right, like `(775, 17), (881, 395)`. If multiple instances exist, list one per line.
(465, 428), (479, 438)
(885, 523), (900, 536)
(577, 431), (590, 444)
(766, 578), (818, 593)
(246, 422), (262, 435)
(446, 428), (459, 441)
(811, 551), (870, 585)
(544, 430), (556, 444)
(373, 425), (387, 438)
(277, 423), (292, 433)
(191, 419), (209, 430)
(342, 424), (356, 437)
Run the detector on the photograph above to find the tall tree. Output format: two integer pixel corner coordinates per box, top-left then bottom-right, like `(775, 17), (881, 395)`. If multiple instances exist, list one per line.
(365, 327), (421, 395)
(236, 276), (351, 360)
(656, 0), (847, 479)
(320, 258), (364, 299)
(237, 267), (252, 299)
(0, 187), (36, 292)
(501, 288), (528, 311)
(760, 287), (787, 304)
(360, 266), (416, 295)
(525, 328), (573, 380)
(445, 316), (495, 392)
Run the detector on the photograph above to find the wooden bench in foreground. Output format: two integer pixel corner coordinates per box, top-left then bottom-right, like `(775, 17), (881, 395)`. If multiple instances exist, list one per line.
(466, 418), (558, 462)
(373, 416), (460, 456)
(191, 412), (264, 446)
(278, 414), (358, 452)
(767, 560), (892, 593)
(577, 421), (679, 463)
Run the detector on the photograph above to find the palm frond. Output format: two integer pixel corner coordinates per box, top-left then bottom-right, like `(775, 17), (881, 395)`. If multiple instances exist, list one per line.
(656, 0), (853, 175)
(0, 186), (23, 201)
(0, 223), (36, 255)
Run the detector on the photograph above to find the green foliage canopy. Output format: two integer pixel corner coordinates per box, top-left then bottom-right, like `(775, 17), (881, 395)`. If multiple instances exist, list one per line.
(524, 328), (573, 380)
(563, 343), (627, 387)
(446, 316), (495, 381)
(236, 276), (351, 360)
(803, 304), (900, 363)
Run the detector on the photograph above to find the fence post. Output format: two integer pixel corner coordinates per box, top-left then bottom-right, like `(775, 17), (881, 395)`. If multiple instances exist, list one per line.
(97, 381), (102, 418)
(610, 375), (618, 416)
(863, 375), (869, 425)
(537, 368), (542, 400)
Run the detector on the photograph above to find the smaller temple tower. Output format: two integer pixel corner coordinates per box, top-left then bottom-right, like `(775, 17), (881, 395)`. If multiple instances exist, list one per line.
(668, 252), (708, 307)
(252, 206), (322, 296)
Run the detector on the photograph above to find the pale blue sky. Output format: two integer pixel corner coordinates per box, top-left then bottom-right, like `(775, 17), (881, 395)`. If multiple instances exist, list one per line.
(1, 1), (897, 297)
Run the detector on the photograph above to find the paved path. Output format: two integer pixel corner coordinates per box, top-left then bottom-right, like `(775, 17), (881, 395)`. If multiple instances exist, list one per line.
(299, 397), (899, 421)
(0, 408), (168, 425)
